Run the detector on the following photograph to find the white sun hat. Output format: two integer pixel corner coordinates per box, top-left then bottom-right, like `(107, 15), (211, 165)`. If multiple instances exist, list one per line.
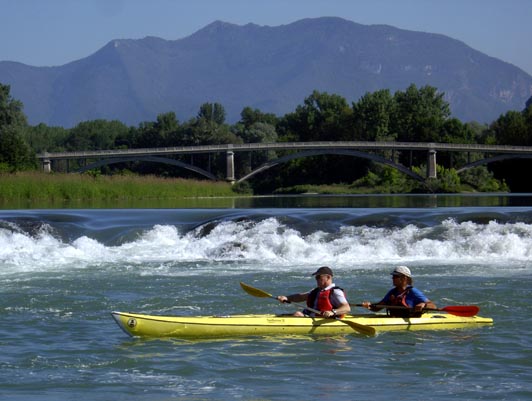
(391, 265), (412, 278)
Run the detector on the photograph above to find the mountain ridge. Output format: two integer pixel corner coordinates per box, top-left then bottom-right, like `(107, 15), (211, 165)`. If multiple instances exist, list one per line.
(1, 16), (531, 127)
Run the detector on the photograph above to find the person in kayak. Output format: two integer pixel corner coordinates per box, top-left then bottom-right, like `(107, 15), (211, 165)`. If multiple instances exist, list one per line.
(276, 266), (351, 318)
(361, 265), (436, 317)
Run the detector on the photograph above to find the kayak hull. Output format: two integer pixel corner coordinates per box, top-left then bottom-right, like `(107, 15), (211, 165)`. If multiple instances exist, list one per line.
(111, 311), (493, 338)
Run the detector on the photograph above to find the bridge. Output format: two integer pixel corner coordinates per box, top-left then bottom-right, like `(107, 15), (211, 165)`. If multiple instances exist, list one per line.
(36, 141), (532, 183)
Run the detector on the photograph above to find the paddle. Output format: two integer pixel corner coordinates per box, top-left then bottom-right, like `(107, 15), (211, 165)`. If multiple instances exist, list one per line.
(352, 303), (480, 317)
(239, 282), (376, 336)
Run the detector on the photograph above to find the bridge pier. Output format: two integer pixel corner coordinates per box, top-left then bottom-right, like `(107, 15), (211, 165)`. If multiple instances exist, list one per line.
(42, 153), (51, 173)
(226, 150), (235, 183)
(427, 149), (437, 179)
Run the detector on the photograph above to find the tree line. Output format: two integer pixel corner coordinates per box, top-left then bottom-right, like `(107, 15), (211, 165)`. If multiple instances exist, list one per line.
(1, 81), (532, 193)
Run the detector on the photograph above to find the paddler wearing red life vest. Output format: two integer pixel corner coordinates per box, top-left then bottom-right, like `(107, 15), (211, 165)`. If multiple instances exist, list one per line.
(276, 266), (351, 318)
(362, 265), (436, 317)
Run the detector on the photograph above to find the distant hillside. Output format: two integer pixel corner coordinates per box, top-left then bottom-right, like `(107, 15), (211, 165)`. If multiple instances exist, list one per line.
(1, 17), (531, 127)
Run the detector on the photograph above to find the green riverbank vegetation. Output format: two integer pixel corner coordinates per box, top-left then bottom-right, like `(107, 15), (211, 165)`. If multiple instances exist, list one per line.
(0, 165), (507, 207)
(0, 172), (236, 203)
(274, 164), (508, 195)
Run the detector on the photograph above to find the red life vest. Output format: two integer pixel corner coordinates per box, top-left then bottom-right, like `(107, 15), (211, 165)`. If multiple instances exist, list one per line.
(307, 286), (345, 316)
(389, 287), (410, 308)
(388, 287), (412, 317)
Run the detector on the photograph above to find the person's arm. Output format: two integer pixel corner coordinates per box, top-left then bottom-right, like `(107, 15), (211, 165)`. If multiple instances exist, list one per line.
(361, 301), (385, 312)
(277, 292), (308, 303)
(410, 288), (436, 312)
(362, 289), (391, 312)
(413, 299), (436, 312)
(324, 301), (350, 318)
(322, 289), (351, 318)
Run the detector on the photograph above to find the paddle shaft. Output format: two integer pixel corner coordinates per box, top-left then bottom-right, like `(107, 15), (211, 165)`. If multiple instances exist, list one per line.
(260, 292), (333, 316)
(281, 299), (323, 316)
(352, 303), (479, 317)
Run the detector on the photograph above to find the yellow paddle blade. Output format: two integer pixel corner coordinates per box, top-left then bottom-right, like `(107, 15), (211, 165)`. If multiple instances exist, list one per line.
(340, 318), (376, 336)
(240, 282), (274, 298)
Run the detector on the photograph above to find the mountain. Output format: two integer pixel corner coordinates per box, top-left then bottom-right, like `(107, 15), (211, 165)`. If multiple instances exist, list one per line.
(1, 17), (531, 128)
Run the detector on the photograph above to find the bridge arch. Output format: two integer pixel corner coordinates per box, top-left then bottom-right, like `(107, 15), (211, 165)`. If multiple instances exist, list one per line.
(457, 154), (532, 174)
(236, 149), (425, 183)
(75, 156), (217, 180)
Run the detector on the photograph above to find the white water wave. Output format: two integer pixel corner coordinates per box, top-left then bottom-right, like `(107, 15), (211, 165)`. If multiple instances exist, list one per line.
(1, 218), (532, 273)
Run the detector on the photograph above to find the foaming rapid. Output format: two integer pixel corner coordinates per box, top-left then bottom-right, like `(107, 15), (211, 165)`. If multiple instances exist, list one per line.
(2, 216), (532, 274)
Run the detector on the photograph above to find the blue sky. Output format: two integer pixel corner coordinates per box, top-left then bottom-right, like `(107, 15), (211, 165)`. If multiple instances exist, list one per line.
(2, 0), (531, 75)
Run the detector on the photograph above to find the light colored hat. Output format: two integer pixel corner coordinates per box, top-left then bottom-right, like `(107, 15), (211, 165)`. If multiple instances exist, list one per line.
(391, 265), (412, 278)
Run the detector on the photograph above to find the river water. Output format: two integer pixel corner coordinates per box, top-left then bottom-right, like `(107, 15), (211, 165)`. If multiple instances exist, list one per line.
(1, 195), (531, 400)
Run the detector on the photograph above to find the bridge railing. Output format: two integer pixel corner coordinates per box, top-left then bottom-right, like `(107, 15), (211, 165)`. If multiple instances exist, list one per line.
(36, 141), (532, 161)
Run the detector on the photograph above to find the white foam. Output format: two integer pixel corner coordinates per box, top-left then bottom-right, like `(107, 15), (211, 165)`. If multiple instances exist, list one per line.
(1, 217), (532, 274)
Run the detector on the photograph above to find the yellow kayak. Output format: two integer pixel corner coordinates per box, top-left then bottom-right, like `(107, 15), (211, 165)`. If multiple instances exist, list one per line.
(111, 311), (493, 338)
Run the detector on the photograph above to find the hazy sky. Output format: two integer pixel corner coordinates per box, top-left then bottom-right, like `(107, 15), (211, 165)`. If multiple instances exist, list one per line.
(2, 0), (531, 75)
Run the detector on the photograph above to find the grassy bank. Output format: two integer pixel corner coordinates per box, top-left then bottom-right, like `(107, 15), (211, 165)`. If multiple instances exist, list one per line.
(0, 172), (236, 202)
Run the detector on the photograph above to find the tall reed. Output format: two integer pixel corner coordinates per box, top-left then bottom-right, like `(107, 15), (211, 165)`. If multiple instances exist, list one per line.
(0, 172), (236, 201)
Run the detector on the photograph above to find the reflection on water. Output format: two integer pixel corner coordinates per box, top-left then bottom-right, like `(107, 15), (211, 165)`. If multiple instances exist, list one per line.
(3, 193), (532, 209)
(237, 193), (532, 208)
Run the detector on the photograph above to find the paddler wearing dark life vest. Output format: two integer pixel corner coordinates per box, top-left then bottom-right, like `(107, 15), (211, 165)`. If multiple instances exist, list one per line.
(276, 266), (351, 318)
(361, 265), (436, 317)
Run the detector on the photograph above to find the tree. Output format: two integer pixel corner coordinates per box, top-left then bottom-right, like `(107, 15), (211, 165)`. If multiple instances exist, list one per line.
(0, 83), (27, 127)
(183, 103), (240, 145)
(198, 103), (226, 124)
(176, 103), (242, 180)
(0, 83), (35, 171)
(275, 91), (369, 187)
(392, 84), (450, 143)
(24, 123), (69, 153)
(351, 89), (396, 141)
(480, 107), (532, 191)
(490, 110), (528, 145)
(235, 122), (278, 175)
(64, 119), (129, 150)
(239, 107), (278, 129)
(135, 112), (180, 148)
(439, 118), (474, 144)
(281, 91), (352, 142)
(236, 122), (277, 144)
(390, 85), (451, 168)
(522, 102), (532, 143)
(525, 96), (532, 110)
(0, 125), (36, 171)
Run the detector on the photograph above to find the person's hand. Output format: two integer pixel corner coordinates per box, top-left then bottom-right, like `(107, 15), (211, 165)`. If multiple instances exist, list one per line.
(322, 310), (336, 318)
(361, 301), (372, 309)
(277, 295), (288, 303)
(414, 302), (426, 312)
